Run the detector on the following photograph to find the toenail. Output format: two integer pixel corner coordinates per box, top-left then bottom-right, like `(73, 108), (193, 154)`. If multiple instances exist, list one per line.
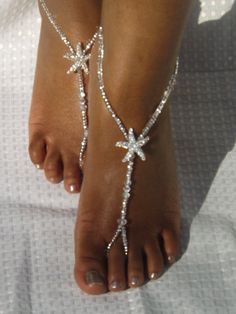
(85, 271), (105, 287)
(69, 184), (77, 193)
(110, 280), (122, 290)
(130, 277), (140, 287)
(167, 255), (175, 264)
(150, 272), (160, 280)
(35, 164), (41, 169)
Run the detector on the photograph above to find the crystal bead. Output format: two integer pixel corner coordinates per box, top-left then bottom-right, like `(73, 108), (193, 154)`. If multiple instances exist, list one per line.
(117, 218), (127, 226)
(123, 191), (130, 199)
(124, 186), (131, 192)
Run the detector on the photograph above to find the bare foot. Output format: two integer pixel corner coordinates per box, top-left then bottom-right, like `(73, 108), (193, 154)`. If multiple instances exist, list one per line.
(73, 0), (191, 294)
(28, 0), (101, 193)
(74, 50), (180, 295)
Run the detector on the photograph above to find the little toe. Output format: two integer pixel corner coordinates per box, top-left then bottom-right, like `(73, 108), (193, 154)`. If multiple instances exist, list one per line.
(144, 240), (164, 281)
(161, 229), (180, 265)
(74, 237), (107, 295)
(107, 242), (127, 292)
(43, 147), (63, 184)
(28, 135), (46, 169)
(128, 246), (145, 288)
(63, 156), (81, 193)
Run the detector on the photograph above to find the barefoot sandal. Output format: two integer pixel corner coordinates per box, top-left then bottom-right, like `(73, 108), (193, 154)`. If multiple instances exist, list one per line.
(97, 27), (179, 255)
(39, 0), (98, 167)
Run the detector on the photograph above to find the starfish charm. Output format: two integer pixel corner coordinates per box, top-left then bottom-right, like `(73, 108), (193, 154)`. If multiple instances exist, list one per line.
(116, 128), (150, 163)
(64, 42), (90, 75)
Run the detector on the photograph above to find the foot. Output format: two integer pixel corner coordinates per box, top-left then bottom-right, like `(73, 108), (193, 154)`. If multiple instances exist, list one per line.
(73, 41), (181, 294)
(28, 1), (101, 193)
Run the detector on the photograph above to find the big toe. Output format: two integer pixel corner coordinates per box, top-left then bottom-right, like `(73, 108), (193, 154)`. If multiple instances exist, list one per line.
(74, 232), (108, 295)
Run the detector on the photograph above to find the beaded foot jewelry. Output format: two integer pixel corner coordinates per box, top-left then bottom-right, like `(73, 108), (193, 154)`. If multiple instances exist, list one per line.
(39, 0), (98, 167)
(97, 27), (179, 255)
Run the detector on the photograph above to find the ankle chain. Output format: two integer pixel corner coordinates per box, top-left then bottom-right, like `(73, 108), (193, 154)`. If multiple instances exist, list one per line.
(39, 0), (98, 167)
(97, 27), (179, 255)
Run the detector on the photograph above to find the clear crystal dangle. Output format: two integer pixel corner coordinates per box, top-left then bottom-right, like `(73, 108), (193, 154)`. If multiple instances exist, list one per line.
(97, 27), (179, 255)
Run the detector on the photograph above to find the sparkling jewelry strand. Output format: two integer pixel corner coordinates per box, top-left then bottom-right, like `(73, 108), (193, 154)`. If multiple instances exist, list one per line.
(97, 27), (179, 255)
(97, 36), (128, 140)
(39, 0), (74, 53)
(39, 0), (98, 167)
(77, 71), (89, 166)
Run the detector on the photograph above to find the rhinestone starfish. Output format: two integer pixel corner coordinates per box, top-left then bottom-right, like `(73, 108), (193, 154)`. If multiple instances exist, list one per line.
(64, 42), (90, 75)
(116, 128), (150, 163)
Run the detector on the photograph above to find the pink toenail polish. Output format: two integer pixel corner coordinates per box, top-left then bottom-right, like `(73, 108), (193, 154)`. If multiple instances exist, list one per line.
(130, 277), (140, 287)
(168, 255), (175, 263)
(85, 271), (104, 287)
(110, 280), (121, 290)
(150, 272), (160, 280)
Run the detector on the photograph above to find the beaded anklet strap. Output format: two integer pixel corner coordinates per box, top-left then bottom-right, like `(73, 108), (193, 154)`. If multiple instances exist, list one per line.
(39, 0), (98, 167)
(97, 27), (179, 255)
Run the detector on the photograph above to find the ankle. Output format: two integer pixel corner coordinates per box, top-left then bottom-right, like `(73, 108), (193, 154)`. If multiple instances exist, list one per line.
(100, 57), (176, 133)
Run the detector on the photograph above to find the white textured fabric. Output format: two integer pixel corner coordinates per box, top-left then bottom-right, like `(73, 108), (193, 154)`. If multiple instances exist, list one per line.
(0, 0), (236, 313)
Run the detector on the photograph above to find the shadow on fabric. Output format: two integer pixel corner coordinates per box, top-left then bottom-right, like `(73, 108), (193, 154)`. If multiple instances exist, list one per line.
(172, 0), (236, 252)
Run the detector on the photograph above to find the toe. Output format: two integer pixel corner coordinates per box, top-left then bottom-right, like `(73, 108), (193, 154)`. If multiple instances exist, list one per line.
(74, 234), (107, 295)
(43, 147), (63, 184)
(63, 155), (82, 193)
(107, 241), (127, 292)
(28, 135), (46, 169)
(144, 239), (164, 281)
(161, 229), (180, 264)
(128, 246), (145, 288)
